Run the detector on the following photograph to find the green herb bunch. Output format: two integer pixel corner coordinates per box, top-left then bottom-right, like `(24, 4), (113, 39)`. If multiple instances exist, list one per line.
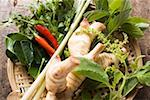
(72, 0), (150, 100)
(4, 0), (76, 79)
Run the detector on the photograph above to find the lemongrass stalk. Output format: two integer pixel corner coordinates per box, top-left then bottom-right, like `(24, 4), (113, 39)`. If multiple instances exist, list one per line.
(74, 0), (86, 21)
(32, 80), (46, 100)
(21, 0), (91, 100)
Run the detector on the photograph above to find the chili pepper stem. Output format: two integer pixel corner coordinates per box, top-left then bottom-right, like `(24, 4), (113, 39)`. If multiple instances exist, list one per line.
(21, 0), (91, 99)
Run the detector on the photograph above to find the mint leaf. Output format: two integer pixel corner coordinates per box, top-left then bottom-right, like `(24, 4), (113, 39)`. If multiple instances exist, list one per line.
(74, 58), (109, 86)
(122, 23), (144, 38)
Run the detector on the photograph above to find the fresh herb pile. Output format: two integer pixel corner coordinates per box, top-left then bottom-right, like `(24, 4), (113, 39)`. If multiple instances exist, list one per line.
(3, 0), (150, 100)
(5, 0), (75, 79)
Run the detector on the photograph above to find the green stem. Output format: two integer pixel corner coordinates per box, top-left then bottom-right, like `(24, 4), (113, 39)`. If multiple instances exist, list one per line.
(36, 58), (45, 78)
(124, 61), (129, 75)
(32, 80), (46, 100)
(112, 76), (126, 100)
(74, 0), (86, 21)
(108, 86), (113, 100)
(18, 18), (33, 25)
(21, 0), (91, 100)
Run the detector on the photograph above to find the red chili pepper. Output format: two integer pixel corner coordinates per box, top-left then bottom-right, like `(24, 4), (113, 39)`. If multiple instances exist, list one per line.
(35, 25), (59, 49)
(33, 33), (55, 57)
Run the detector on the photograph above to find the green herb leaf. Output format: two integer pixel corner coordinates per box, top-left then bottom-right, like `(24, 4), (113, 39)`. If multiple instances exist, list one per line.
(137, 72), (150, 86)
(112, 70), (124, 88)
(84, 10), (109, 22)
(28, 62), (39, 79)
(5, 33), (29, 62)
(82, 79), (100, 91)
(6, 49), (17, 62)
(123, 77), (138, 96)
(127, 17), (150, 24)
(5, 36), (15, 54)
(107, 9), (130, 33)
(109, 0), (123, 14)
(95, 0), (109, 11)
(5, 33), (28, 53)
(74, 57), (109, 86)
(107, 0), (131, 34)
(13, 40), (34, 66)
(122, 23), (144, 38)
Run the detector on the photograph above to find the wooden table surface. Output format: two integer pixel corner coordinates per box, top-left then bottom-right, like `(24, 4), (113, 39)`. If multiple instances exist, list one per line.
(0, 0), (150, 100)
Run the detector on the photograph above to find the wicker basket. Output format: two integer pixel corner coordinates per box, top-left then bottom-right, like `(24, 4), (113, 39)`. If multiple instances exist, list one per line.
(6, 38), (143, 100)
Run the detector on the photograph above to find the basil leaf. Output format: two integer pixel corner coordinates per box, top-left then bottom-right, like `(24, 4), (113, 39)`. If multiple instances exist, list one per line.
(13, 40), (34, 66)
(84, 10), (109, 22)
(74, 58), (109, 86)
(123, 77), (138, 96)
(122, 23), (144, 38)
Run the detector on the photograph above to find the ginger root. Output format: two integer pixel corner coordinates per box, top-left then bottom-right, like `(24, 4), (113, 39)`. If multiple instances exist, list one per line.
(94, 52), (119, 68)
(46, 57), (80, 100)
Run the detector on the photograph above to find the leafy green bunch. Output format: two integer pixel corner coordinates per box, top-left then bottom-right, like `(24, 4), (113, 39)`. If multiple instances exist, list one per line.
(84, 0), (149, 38)
(74, 58), (150, 100)
(10, 0), (75, 42)
(5, 0), (76, 79)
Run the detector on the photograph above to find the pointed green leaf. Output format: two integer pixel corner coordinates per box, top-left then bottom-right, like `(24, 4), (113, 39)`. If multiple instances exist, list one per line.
(112, 70), (123, 88)
(127, 17), (150, 24)
(109, 0), (123, 13)
(137, 72), (150, 86)
(122, 23), (144, 38)
(74, 58), (109, 86)
(95, 0), (109, 11)
(84, 10), (109, 22)
(123, 77), (138, 96)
